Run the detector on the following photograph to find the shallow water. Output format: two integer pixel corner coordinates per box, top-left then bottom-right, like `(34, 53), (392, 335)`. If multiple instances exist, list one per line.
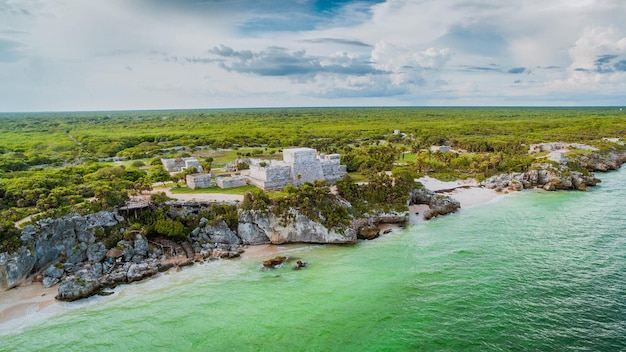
(2, 168), (625, 351)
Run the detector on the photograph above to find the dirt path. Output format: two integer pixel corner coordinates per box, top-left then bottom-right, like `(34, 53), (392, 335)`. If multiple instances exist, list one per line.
(148, 186), (244, 203)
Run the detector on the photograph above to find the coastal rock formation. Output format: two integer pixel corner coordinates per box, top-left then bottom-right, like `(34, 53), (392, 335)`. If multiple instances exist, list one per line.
(0, 247), (36, 290)
(577, 151), (626, 172)
(268, 211), (356, 244)
(43, 264), (64, 288)
(481, 164), (601, 192)
(237, 209), (356, 244)
(410, 188), (461, 220)
(350, 212), (407, 239)
(237, 210), (271, 245)
(203, 220), (242, 246)
(0, 211), (122, 290)
(127, 263), (158, 283)
(262, 256), (287, 268)
(56, 270), (101, 301)
(357, 226), (380, 240)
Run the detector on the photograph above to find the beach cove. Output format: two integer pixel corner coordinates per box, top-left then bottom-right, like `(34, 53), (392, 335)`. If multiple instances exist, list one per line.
(2, 167), (625, 351)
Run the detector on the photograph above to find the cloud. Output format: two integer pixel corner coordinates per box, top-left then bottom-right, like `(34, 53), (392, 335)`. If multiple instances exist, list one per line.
(508, 67), (526, 74)
(207, 45), (384, 78)
(0, 38), (22, 62)
(459, 65), (501, 73)
(2, 0), (626, 110)
(542, 26), (626, 96)
(436, 23), (508, 56)
(301, 37), (371, 48)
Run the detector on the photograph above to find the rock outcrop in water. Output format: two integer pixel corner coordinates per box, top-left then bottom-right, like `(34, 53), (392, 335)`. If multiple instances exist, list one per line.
(410, 188), (461, 220)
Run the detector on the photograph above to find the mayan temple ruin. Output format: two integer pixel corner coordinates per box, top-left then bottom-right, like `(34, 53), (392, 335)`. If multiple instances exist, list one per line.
(246, 147), (347, 190)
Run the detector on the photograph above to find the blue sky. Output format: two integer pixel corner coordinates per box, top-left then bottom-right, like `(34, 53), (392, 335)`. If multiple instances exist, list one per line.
(1, 0), (625, 111)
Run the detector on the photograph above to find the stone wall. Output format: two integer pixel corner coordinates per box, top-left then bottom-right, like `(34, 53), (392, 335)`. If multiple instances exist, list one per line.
(283, 148), (317, 164)
(161, 157), (202, 173)
(288, 148), (324, 186)
(248, 163), (292, 190)
(321, 163), (347, 182)
(216, 176), (247, 189)
(186, 173), (214, 189)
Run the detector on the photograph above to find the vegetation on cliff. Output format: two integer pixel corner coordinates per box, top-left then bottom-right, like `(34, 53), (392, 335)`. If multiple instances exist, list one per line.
(242, 181), (351, 232)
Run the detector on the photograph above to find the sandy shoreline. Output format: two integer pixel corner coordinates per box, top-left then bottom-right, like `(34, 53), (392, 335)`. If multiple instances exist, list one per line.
(416, 176), (503, 208)
(0, 281), (61, 333)
(0, 178), (503, 331)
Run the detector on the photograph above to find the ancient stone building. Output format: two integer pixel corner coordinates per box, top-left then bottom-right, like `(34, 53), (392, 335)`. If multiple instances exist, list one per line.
(160, 157), (202, 173)
(247, 147), (347, 190)
(217, 175), (247, 189)
(186, 173), (214, 189)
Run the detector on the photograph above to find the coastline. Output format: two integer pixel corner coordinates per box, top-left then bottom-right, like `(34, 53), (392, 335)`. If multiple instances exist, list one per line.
(0, 179), (502, 332)
(416, 176), (504, 209)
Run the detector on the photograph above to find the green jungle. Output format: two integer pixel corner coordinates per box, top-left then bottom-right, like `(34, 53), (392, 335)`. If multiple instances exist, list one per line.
(1, 107), (625, 251)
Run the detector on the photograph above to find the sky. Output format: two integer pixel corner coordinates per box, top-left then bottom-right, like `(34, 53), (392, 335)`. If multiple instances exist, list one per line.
(1, 0), (625, 111)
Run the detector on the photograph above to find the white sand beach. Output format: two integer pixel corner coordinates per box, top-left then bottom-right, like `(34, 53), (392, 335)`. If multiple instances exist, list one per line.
(416, 176), (503, 208)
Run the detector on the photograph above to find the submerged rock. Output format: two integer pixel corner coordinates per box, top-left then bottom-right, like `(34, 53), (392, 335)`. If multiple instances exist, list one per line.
(358, 226), (380, 240)
(263, 256), (287, 269)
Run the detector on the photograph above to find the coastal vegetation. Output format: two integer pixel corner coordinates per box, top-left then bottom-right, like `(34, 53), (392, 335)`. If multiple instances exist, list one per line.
(1, 107), (625, 251)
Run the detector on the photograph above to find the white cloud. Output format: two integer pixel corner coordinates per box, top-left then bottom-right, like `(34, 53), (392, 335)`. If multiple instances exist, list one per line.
(1, 0), (626, 110)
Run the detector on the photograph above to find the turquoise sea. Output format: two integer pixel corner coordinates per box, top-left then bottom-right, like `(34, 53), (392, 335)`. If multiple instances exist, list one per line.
(2, 168), (625, 351)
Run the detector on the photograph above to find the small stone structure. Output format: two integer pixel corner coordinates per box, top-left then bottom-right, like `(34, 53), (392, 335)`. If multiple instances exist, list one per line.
(548, 151), (567, 163)
(217, 176), (247, 189)
(430, 145), (451, 152)
(247, 147), (347, 190)
(528, 142), (599, 154)
(161, 157), (202, 173)
(186, 173), (215, 189)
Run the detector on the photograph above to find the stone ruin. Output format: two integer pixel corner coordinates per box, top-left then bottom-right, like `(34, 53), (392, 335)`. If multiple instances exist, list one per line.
(246, 147), (347, 190)
(186, 173), (215, 189)
(160, 157), (202, 173)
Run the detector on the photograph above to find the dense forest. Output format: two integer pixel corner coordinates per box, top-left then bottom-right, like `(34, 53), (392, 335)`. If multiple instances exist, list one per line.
(1, 107), (625, 250)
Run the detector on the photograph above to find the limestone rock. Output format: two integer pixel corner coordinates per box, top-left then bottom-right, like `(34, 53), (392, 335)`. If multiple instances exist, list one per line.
(263, 256), (287, 268)
(42, 264), (65, 288)
(358, 226), (380, 240)
(87, 242), (107, 263)
(204, 220), (242, 245)
(134, 235), (149, 257)
(237, 210), (271, 245)
(56, 271), (101, 301)
(117, 240), (135, 262)
(480, 163), (602, 193)
(127, 263), (157, 283)
(66, 242), (88, 265)
(268, 211), (356, 244)
(0, 247), (36, 289)
(410, 188), (460, 220)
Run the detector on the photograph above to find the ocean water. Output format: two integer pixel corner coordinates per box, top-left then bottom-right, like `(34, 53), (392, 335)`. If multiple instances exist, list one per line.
(2, 168), (625, 351)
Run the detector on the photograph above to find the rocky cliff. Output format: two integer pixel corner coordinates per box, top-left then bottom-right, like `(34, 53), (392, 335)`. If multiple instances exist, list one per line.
(1, 203), (362, 296)
(0, 211), (122, 291)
